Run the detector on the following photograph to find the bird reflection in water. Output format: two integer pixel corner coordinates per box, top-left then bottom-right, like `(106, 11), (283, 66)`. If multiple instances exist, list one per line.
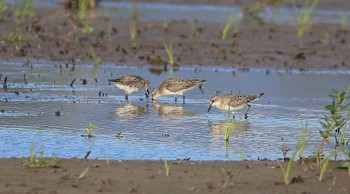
(152, 102), (195, 117)
(208, 120), (249, 136)
(115, 102), (149, 119)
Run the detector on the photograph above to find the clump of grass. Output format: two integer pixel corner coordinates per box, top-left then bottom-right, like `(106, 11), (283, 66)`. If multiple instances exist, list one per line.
(163, 159), (170, 176)
(7, 29), (33, 43)
(221, 14), (233, 40)
(89, 45), (101, 65)
(24, 137), (59, 167)
(296, 0), (319, 48)
(277, 142), (300, 185)
(318, 86), (350, 158)
(81, 122), (95, 138)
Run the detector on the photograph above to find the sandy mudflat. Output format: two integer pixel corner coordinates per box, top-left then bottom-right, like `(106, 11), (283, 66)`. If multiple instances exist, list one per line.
(0, 158), (350, 194)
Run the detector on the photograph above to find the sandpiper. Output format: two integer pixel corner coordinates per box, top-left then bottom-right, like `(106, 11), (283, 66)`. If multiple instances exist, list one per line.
(207, 93), (264, 119)
(151, 78), (205, 103)
(109, 75), (150, 100)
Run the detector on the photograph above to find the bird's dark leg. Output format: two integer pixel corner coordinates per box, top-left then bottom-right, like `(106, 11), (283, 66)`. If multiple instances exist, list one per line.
(174, 96), (177, 103)
(182, 95), (185, 104)
(125, 94), (129, 101)
(244, 104), (251, 119)
(199, 85), (204, 94)
(232, 113), (235, 121)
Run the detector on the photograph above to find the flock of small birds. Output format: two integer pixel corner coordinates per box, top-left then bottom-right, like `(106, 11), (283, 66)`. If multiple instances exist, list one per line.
(109, 75), (264, 119)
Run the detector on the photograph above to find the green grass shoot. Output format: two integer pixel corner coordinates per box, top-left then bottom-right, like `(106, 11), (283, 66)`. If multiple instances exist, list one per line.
(277, 142), (300, 185)
(164, 41), (174, 77)
(24, 136), (59, 167)
(296, 0), (319, 48)
(299, 121), (307, 159)
(129, 21), (137, 48)
(78, 0), (88, 19)
(223, 107), (244, 142)
(82, 122), (95, 138)
(89, 45), (100, 65)
(319, 152), (333, 181)
(164, 159), (170, 176)
(222, 14), (233, 40)
(162, 19), (169, 31)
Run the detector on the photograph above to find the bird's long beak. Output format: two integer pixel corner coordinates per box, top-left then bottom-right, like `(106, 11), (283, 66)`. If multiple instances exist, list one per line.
(207, 103), (213, 113)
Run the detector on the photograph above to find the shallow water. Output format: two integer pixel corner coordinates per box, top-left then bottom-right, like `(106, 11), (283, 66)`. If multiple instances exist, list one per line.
(0, 62), (349, 160)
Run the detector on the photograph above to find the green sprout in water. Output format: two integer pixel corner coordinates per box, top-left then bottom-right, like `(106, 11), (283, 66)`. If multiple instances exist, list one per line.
(224, 107), (243, 142)
(82, 122), (95, 138)
(296, 0), (319, 48)
(24, 136), (59, 167)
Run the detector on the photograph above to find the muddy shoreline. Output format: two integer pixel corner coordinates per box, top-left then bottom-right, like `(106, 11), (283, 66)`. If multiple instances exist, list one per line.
(1, 158), (350, 194)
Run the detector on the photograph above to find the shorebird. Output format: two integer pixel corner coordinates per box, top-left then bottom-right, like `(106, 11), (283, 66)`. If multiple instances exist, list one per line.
(109, 75), (150, 100)
(151, 78), (205, 103)
(207, 93), (264, 119)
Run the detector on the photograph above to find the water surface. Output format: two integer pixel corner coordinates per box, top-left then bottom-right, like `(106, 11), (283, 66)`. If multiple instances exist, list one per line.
(1, 62), (349, 160)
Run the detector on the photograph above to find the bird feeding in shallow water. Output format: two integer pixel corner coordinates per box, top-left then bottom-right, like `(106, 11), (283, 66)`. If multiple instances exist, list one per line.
(207, 93), (264, 119)
(151, 78), (206, 104)
(109, 75), (150, 100)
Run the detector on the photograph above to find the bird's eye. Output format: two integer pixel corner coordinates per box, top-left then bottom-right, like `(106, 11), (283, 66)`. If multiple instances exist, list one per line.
(211, 100), (215, 103)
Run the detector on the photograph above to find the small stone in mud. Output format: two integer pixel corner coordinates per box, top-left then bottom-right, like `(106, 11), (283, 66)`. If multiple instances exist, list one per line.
(14, 91), (19, 95)
(82, 79), (87, 85)
(0, 109), (4, 113)
(55, 111), (61, 117)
